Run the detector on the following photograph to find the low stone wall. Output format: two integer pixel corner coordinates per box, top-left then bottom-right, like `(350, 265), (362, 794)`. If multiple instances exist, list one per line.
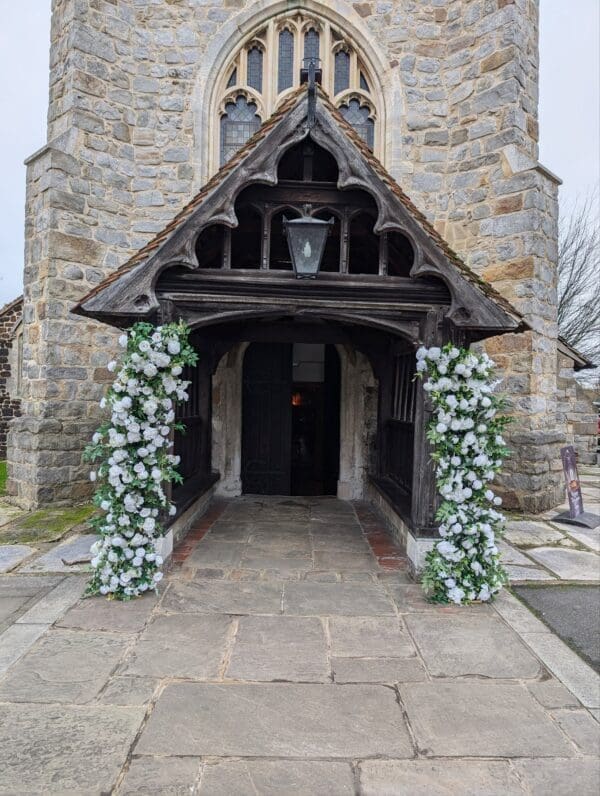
(0, 297), (22, 459)
(557, 351), (599, 465)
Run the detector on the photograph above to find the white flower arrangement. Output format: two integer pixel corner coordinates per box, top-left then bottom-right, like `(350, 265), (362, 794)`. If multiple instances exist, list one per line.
(84, 321), (197, 599)
(416, 344), (509, 604)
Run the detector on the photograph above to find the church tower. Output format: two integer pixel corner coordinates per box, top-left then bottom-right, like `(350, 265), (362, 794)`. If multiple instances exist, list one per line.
(8, 0), (562, 515)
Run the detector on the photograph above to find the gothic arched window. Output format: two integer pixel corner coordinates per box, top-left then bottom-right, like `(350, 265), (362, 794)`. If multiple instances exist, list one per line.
(220, 95), (261, 166)
(247, 47), (263, 93)
(340, 99), (375, 150)
(214, 13), (380, 171)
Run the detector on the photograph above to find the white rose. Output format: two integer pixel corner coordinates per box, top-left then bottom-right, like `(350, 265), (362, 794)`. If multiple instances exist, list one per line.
(118, 334), (128, 348)
(167, 340), (181, 355)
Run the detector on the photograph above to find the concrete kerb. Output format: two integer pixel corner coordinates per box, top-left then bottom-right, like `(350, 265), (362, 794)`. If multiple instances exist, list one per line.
(493, 589), (600, 712)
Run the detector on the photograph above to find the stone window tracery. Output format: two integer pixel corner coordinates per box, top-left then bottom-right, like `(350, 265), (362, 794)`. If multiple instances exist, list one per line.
(220, 95), (261, 166)
(215, 13), (379, 169)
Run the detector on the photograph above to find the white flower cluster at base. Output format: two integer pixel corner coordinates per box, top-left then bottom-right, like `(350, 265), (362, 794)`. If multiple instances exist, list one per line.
(85, 321), (197, 600)
(417, 344), (509, 605)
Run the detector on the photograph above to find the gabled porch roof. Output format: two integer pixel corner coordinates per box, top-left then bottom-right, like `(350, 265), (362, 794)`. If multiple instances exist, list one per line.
(73, 86), (527, 338)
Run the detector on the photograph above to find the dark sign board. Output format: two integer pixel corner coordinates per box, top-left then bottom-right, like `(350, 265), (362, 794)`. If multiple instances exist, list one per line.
(560, 445), (584, 519)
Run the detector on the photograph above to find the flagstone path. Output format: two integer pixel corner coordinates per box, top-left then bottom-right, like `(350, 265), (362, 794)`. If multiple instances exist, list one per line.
(0, 495), (598, 794)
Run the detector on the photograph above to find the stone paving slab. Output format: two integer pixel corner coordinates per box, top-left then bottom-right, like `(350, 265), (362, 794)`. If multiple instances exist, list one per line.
(513, 758), (600, 796)
(405, 614), (542, 679)
(119, 756), (202, 795)
(0, 628), (128, 703)
(310, 535), (372, 552)
(526, 547), (600, 581)
(359, 759), (524, 795)
(313, 550), (377, 571)
(162, 579), (284, 615)
(566, 527), (600, 552)
(527, 678), (581, 708)
(519, 631), (600, 708)
(504, 521), (565, 546)
(245, 535), (313, 553)
(16, 575), (87, 625)
(185, 540), (245, 568)
(0, 703), (145, 794)
(505, 564), (557, 582)
(199, 760), (355, 795)
(240, 550), (313, 573)
(98, 675), (158, 706)
(0, 573), (62, 597)
(498, 539), (533, 566)
(205, 524), (253, 542)
(58, 592), (157, 632)
(124, 613), (232, 678)
(283, 581), (395, 615)
(329, 616), (415, 658)
(400, 682), (574, 757)
(0, 596), (30, 624)
(20, 534), (97, 573)
(551, 708), (600, 755)
(226, 616), (329, 682)
(0, 544), (35, 573)
(0, 622), (48, 676)
(332, 656), (428, 683)
(135, 682), (414, 758)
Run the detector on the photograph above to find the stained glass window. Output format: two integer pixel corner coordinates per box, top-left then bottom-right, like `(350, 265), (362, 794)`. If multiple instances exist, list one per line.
(247, 47), (263, 93)
(334, 50), (350, 95)
(278, 29), (294, 92)
(340, 99), (375, 149)
(359, 71), (369, 92)
(304, 28), (320, 62)
(226, 68), (237, 88)
(220, 96), (261, 165)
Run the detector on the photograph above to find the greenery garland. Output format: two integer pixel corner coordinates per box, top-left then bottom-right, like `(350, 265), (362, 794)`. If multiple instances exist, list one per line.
(416, 344), (510, 604)
(84, 321), (197, 599)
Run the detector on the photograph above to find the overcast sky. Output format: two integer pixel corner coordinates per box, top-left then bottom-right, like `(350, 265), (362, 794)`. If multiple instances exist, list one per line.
(0, 0), (598, 306)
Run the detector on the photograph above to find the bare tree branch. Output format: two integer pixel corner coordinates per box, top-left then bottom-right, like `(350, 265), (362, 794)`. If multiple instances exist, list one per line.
(557, 191), (600, 364)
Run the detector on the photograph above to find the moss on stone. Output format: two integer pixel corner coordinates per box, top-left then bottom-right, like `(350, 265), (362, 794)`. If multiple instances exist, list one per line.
(0, 461), (6, 496)
(0, 504), (95, 545)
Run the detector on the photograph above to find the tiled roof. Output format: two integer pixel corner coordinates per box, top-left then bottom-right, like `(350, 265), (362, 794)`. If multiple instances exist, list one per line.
(74, 86), (524, 326)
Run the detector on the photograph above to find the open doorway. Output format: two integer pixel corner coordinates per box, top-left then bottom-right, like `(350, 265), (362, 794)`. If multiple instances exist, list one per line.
(241, 342), (340, 495)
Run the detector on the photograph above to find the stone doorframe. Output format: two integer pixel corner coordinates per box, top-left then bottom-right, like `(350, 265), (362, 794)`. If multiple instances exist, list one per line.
(211, 342), (378, 499)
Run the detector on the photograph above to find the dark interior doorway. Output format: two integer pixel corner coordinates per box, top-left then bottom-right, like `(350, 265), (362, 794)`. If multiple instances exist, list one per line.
(242, 342), (340, 495)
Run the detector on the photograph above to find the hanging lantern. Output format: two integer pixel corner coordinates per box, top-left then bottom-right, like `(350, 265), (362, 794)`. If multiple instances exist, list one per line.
(283, 206), (334, 279)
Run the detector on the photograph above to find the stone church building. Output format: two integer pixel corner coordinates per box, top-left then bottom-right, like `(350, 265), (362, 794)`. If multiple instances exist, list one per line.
(5, 0), (595, 569)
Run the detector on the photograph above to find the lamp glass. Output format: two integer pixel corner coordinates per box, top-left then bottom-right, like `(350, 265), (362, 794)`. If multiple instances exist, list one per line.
(284, 216), (333, 278)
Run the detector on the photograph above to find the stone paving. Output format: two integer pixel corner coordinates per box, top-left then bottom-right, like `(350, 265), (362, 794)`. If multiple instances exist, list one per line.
(0, 496), (599, 794)
(501, 464), (600, 584)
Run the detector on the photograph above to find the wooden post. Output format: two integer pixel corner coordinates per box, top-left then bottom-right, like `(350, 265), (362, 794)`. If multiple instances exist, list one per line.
(410, 310), (444, 534)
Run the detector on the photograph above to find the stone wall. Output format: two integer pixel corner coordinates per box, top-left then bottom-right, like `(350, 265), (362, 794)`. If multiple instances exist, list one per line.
(556, 352), (599, 466)
(8, 0), (565, 511)
(0, 297), (22, 459)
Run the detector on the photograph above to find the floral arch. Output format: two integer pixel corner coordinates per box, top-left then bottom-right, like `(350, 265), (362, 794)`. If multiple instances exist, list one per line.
(210, 9), (384, 172)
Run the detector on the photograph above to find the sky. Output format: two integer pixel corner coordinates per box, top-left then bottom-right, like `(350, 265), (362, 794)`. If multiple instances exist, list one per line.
(0, 0), (598, 307)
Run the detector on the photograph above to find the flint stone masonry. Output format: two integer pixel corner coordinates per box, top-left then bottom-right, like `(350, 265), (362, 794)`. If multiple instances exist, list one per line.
(6, 0), (573, 514)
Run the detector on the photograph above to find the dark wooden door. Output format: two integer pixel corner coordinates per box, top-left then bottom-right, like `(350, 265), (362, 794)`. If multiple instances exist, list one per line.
(242, 343), (293, 494)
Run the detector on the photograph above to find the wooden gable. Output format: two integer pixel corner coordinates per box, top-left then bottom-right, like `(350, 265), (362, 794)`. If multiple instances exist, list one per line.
(73, 88), (526, 339)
